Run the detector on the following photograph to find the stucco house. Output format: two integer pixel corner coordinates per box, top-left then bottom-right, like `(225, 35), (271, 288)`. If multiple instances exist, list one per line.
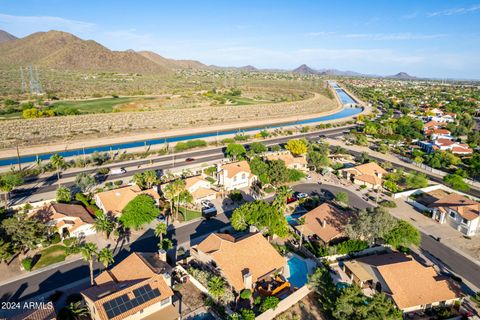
(95, 185), (160, 217)
(31, 203), (96, 238)
(184, 176), (216, 204)
(81, 252), (179, 320)
(217, 161), (256, 191)
(343, 252), (462, 314)
(339, 162), (387, 189)
(264, 151), (308, 172)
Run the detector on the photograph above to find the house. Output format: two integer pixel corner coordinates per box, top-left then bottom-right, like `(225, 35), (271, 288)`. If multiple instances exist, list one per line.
(423, 120), (444, 132)
(343, 252), (462, 313)
(217, 161), (256, 191)
(95, 185), (160, 217)
(264, 151), (308, 172)
(295, 203), (351, 245)
(428, 193), (480, 237)
(81, 252), (179, 320)
(418, 139), (473, 155)
(31, 203), (96, 238)
(191, 233), (287, 293)
(339, 162), (387, 189)
(184, 176), (216, 204)
(10, 304), (57, 320)
(424, 128), (451, 140)
(427, 113), (456, 123)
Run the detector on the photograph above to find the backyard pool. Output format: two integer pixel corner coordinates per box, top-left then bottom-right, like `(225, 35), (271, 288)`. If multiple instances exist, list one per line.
(285, 213), (305, 225)
(287, 255), (309, 288)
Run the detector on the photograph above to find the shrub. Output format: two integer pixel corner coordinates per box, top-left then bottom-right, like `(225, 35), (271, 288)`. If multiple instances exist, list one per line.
(335, 240), (369, 255)
(113, 180), (123, 186)
(229, 190), (243, 202)
(174, 139), (207, 152)
(240, 309), (256, 320)
(240, 289), (251, 300)
(287, 169), (306, 182)
(97, 168), (110, 175)
(260, 296), (280, 312)
(63, 237), (78, 247)
(50, 233), (61, 244)
(254, 296), (262, 305)
(380, 200), (397, 208)
(22, 257), (33, 271)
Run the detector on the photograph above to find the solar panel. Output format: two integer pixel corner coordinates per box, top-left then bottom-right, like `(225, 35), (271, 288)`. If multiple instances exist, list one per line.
(102, 285), (162, 319)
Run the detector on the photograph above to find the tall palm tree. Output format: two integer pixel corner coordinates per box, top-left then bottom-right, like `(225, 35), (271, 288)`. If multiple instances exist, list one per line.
(154, 222), (167, 244)
(143, 170), (159, 189)
(164, 179), (186, 221)
(97, 248), (114, 269)
(273, 186), (293, 211)
(93, 214), (114, 239)
(80, 242), (98, 286)
(173, 180), (187, 221)
(163, 183), (176, 223)
(50, 154), (66, 185)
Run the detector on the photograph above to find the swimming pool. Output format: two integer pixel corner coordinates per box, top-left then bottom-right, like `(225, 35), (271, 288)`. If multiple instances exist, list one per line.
(285, 213), (305, 225)
(287, 255), (309, 288)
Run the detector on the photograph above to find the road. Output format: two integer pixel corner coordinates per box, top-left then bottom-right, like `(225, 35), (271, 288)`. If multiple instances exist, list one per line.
(4, 182), (480, 303)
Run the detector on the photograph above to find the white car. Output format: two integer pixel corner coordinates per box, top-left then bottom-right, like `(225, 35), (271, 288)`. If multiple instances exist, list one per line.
(110, 168), (126, 175)
(295, 192), (309, 199)
(201, 200), (214, 208)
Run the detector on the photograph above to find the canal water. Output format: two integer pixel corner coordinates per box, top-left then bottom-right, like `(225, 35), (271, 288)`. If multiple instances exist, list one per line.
(0, 87), (361, 167)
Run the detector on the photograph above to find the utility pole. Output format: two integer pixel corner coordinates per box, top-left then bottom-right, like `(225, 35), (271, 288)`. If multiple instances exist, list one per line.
(16, 141), (22, 171)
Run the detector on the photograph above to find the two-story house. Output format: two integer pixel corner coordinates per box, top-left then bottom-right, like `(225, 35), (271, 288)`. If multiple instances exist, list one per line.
(217, 160), (256, 191)
(264, 151), (308, 172)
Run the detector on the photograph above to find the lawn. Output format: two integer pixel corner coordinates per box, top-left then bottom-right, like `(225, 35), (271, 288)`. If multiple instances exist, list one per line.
(51, 96), (154, 114)
(178, 207), (202, 222)
(33, 244), (68, 270)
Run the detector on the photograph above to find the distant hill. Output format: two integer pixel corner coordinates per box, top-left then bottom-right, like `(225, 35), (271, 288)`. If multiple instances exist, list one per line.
(387, 72), (417, 80)
(292, 64), (318, 74)
(0, 30), (17, 44)
(138, 50), (207, 70)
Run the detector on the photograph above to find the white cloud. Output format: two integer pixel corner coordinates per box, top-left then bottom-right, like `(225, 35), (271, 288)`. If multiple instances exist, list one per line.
(0, 13), (95, 34)
(428, 4), (480, 17)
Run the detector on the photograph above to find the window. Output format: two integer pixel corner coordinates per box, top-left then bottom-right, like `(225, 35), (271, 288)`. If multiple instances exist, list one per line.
(462, 218), (468, 225)
(242, 173), (246, 180)
(233, 176), (237, 182)
(449, 211), (456, 219)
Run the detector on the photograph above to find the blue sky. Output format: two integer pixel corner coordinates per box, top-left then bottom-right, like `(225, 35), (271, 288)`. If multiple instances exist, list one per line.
(1, 0), (479, 78)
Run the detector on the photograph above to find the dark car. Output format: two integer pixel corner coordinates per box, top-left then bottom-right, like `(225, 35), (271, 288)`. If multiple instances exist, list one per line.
(286, 197), (297, 204)
(185, 157), (195, 162)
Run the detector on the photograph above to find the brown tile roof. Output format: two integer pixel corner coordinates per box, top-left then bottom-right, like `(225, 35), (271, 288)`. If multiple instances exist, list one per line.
(265, 152), (307, 167)
(196, 233), (286, 292)
(429, 193), (480, 221)
(10, 306), (57, 320)
(343, 162), (386, 186)
(51, 203), (94, 223)
(415, 189), (450, 207)
(140, 304), (179, 320)
(377, 259), (461, 309)
(296, 203), (351, 243)
(96, 185), (160, 216)
(184, 176), (209, 190)
(81, 252), (173, 320)
(191, 187), (216, 200)
(423, 120), (444, 130)
(221, 161), (251, 179)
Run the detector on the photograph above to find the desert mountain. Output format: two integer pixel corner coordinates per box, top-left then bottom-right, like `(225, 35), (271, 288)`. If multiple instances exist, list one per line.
(0, 30), (203, 73)
(292, 64), (318, 74)
(387, 72), (416, 80)
(0, 30), (17, 44)
(137, 50), (206, 70)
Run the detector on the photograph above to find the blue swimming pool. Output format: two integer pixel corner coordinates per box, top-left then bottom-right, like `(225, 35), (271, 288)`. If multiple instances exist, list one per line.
(288, 256), (309, 288)
(285, 213), (305, 225)
(189, 312), (215, 320)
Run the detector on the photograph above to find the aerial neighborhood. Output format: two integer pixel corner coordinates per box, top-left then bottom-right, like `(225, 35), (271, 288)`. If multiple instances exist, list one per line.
(0, 2), (480, 320)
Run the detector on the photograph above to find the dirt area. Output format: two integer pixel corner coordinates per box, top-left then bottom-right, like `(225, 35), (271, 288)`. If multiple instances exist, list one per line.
(275, 292), (327, 320)
(176, 281), (205, 316)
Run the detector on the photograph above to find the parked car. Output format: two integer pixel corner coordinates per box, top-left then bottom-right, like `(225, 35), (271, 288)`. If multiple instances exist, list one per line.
(156, 215), (166, 223)
(286, 197), (297, 204)
(185, 158), (195, 162)
(202, 206), (217, 219)
(110, 168), (126, 175)
(201, 200), (214, 208)
(294, 192), (309, 199)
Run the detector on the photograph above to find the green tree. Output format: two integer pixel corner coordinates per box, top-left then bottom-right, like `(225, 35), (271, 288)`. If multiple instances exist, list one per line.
(0, 171), (24, 207)
(132, 170), (159, 189)
(80, 242), (98, 286)
(273, 186), (292, 211)
(119, 194), (160, 230)
(207, 276), (225, 301)
(259, 296), (280, 312)
(268, 159), (289, 186)
(249, 142), (267, 154)
(50, 154), (66, 185)
(285, 139), (307, 156)
(307, 150), (331, 171)
(404, 172), (428, 189)
(385, 220), (420, 249)
(2, 212), (48, 250)
(308, 267), (338, 314)
(332, 285), (367, 320)
(240, 309), (255, 320)
(231, 201), (289, 237)
(226, 143), (247, 160)
(0, 239), (15, 262)
(249, 157), (270, 184)
(154, 222), (167, 244)
(93, 214), (114, 239)
(97, 247), (114, 269)
(335, 192), (349, 205)
(75, 173), (95, 193)
(383, 180), (399, 193)
(346, 208), (397, 244)
(57, 301), (90, 320)
(443, 174), (470, 192)
(56, 186), (72, 203)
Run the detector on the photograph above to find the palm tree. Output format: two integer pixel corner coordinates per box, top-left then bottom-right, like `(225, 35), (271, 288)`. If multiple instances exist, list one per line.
(164, 179), (186, 221)
(177, 190), (193, 220)
(59, 301), (89, 320)
(80, 242), (98, 286)
(207, 276), (225, 301)
(143, 170), (159, 189)
(163, 183), (176, 223)
(154, 222), (167, 244)
(174, 180), (187, 221)
(97, 248), (114, 269)
(50, 154), (66, 185)
(273, 186), (293, 211)
(297, 217), (306, 247)
(93, 214), (114, 239)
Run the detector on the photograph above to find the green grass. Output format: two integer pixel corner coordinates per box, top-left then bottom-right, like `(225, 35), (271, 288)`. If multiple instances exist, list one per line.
(34, 244), (68, 269)
(51, 96), (154, 114)
(178, 207), (202, 222)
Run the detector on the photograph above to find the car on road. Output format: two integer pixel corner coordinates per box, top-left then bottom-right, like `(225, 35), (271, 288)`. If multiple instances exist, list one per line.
(156, 215), (166, 223)
(202, 205), (217, 219)
(293, 192), (309, 199)
(110, 168), (126, 175)
(185, 157), (195, 162)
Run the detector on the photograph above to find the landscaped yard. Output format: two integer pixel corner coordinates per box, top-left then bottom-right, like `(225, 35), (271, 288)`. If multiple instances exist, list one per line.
(178, 207), (202, 222)
(33, 245), (68, 270)
(52, 97), (154, 114)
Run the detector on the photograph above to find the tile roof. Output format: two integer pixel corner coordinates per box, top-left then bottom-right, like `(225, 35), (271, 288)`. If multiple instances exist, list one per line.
(342, 162), (386, 186)
(296, 203), (351, 243)
(96, 185), (160, 216)
(184, 176), (208, 190)
(265, 152), (307, 167)
(220, 161), (251, 179)
(429, 193), (479, 221)
(196, 233), (286, 292)
(81, 252), (173, 320)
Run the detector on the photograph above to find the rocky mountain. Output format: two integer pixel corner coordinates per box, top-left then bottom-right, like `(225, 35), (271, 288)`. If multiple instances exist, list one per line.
(292, 64), (318, 74)
(138, 50), (207, 70)
(0, 30), (17, 44)
(0, 30), (207, 73)
(387, 72), (417, 80)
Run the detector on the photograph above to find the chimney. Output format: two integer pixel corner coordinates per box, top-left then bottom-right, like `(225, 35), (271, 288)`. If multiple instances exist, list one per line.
(158, 249), (167, 262)
(243, 272), (252, 290)
(322, 220), (327, 228)
(162, 272), (172, 287)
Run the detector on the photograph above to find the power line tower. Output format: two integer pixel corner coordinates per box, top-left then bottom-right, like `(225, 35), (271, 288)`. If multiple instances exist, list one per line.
(19, 67), (26, 93)
(28, 65), (43, 95)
